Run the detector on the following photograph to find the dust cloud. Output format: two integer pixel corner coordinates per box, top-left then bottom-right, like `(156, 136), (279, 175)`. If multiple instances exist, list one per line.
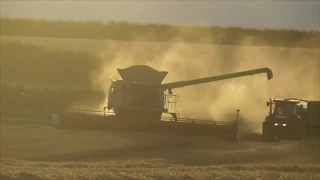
(77, 32), (319, 133)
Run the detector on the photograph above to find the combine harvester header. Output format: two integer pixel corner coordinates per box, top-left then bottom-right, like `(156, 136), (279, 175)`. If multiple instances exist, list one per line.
(58, 65), (273, 141)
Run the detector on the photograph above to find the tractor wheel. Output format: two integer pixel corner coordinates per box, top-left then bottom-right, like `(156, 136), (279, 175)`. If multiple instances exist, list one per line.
(262, 121), (275, 142)
(288, 123), (305, 140)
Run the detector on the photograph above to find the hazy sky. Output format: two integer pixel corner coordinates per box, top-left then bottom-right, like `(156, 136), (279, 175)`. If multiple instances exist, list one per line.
(1, 1), (319, 30)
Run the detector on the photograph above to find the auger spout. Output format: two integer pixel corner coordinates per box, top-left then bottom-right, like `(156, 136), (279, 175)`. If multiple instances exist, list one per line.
(161, 67), (273, 90)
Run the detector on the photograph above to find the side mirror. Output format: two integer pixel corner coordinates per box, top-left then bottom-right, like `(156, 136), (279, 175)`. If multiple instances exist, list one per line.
(266, 102), (270, 106)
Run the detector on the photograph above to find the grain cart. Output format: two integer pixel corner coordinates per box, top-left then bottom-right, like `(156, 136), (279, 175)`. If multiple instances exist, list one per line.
(262, 98), (320, 142)
(58, 65), (273, 140)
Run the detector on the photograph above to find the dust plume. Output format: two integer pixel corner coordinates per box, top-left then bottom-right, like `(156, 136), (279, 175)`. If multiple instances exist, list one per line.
(74, 31), (319, 134)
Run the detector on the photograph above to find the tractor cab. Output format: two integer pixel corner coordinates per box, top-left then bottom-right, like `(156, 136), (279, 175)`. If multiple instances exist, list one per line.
(263, 98), (305, 142)
(266, 98), (302, 119)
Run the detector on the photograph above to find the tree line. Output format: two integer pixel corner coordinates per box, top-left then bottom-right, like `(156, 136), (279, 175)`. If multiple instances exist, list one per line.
(1, 18), (319, 48)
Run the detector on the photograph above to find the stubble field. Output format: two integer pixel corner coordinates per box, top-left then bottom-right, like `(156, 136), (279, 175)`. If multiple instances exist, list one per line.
(1, 118), (320, 180)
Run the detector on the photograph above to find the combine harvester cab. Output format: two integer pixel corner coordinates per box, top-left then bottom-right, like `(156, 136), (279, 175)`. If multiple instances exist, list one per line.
(262, 98), (320, 142)
(59, 65), (273, 141)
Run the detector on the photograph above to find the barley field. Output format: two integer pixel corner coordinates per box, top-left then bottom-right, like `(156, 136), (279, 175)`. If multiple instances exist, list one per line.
(1, 34), (319, 122)
(1, 20), (320, 179)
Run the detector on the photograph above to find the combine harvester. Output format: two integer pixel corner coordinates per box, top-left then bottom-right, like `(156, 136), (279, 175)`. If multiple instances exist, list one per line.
(58, 65), (273, 141)
(263, 98), (320, 142)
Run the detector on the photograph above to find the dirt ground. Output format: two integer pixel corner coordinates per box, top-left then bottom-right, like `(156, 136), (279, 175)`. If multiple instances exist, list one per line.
(1, 117), (320, 180)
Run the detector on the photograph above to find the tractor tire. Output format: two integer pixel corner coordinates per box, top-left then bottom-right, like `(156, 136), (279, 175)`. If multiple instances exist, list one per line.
(288, 123), (304, 140)
(262, 121), (275, 142)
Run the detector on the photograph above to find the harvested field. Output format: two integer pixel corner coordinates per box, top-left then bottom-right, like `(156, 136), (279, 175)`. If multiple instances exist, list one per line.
(1, 117), (320, 180)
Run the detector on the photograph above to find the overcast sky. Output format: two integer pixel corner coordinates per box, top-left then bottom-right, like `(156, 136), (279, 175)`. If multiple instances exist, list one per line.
(1, 0), (319, 30)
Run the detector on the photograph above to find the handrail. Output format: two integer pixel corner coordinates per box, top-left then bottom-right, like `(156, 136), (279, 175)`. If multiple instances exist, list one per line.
(161, 116), (235, 126)
(63, 109), (115, 116)
(62, 108), (236, 127)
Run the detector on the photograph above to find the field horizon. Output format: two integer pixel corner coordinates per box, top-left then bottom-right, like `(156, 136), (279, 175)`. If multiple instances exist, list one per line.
(1, 17), (319, 48)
